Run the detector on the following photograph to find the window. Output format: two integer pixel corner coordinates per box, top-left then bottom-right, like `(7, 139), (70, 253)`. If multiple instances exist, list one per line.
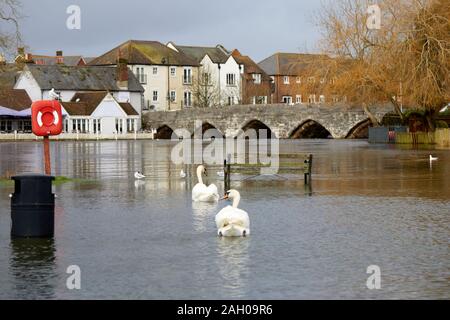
(170, 67), (176, 77)
(127, 119), (135, 133)
(152, 91), (158, 102)
(270, 76), (275, 83)
(283, 76), (290, 84)
(296, 95), (302, 104)
(252, 73), (261, 84)
(308, 94), (316, 104)
(135, 67), (146, 84)
(184, 91), (192, 107)
(296, 77), (301, 84)
(226, 73), (236, 86)
(319, 95), (326, 103)
(152, 67), (158, 75)
(202, 72), (211, 85)
(183, 68), (192, 84)
(170, 90), (176, 102)
(254, 96), (267, 104)
(282, 96), (292, 104)
(227, 96), (235, 105)
(115, 119), (123, 134)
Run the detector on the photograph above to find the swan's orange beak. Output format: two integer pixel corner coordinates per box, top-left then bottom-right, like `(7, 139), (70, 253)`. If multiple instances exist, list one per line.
(220, 194), (229, 201)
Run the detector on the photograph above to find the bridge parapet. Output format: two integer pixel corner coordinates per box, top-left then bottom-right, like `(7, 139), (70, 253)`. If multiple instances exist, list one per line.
(143, 103), (393, 139)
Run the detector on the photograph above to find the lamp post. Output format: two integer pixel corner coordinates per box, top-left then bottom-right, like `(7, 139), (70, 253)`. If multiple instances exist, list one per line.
(162, 57), (170, 111)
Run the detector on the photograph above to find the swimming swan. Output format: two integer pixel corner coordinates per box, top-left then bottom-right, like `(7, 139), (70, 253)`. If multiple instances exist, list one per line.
(134, 171), (146, 179)
(215, 190), (250, 237)
(192, 165), (219, 202)
(429, 155), (438, 161)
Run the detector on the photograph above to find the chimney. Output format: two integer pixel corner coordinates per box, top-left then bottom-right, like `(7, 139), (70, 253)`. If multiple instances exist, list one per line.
(56, 50), (64, 64)
(116, 58), (129, 89)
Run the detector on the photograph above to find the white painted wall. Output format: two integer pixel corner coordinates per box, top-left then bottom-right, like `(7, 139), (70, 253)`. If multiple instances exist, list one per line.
(14, 70), (42, 101)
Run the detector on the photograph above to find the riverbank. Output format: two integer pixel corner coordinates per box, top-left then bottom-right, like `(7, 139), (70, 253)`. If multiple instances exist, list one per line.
(0, 132), (155, 141)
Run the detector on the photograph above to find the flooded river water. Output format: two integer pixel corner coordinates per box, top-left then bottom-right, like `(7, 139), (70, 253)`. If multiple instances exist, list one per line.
(0, 140), (448, 299)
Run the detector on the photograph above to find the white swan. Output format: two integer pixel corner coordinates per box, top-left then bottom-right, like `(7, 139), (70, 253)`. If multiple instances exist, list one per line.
(192, 165), (219, 202)
(217, 170), (225, 178)
(48, 88), (60, 100)
(429, 155), (438, 161)
(134, 171), (146, 179)
(215, 190), (250, 237)
(180, 169), (186, 178)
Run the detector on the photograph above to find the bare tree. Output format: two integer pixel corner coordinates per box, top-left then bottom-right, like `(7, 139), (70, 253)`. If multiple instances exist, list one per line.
(192, 65), (221, 108)
(0, 0), (22, 57)
(317, 0), (450, 129)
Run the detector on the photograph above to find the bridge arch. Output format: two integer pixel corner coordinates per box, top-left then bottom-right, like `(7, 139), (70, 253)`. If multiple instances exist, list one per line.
(192, 122), (225, 139)
(238, 119), (274, 139)
(289, 120), (333, 139)
(155, 125), (178, 140)
(346, 119), (372, 139)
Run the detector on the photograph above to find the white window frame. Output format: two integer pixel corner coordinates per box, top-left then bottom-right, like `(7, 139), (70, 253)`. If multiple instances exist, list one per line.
(183, 68), (192, 84)
(296, 76), (301, 84)
(283, 76), (290, 84)
(170, 90), (176, 102)
(170, 67), (176, 77)
(152, 90), (159, 102)
(252, 73), (261, 84)
(226, 73), (236, 86)
(319, 95), (326, 103)
(184, 91), (192, 107)
(152, 67), (158, 75)
(296, 95), (302, 104)
(282, 96), (292, 104)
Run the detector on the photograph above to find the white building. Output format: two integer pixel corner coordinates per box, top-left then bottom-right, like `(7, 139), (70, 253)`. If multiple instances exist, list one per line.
(89, 40), (199, 111)
(14, 63), (144, 129)
(167, 43), (243, 106)
(61, 92), (139, 135)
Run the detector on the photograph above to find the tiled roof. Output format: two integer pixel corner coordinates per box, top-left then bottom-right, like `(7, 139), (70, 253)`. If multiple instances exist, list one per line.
(32, 55), (83, 66)
(0, 64), (22, 89)
(258, 52), (330, 76)
(231, 51), (270, 80)
(0, 89), (32, 111)
(61, 91), (108, 116)
(173, 44), (230, 64)
(89, 40), (199, 66)
(119, 103), (139, 116)
(25, 64), (144, 92)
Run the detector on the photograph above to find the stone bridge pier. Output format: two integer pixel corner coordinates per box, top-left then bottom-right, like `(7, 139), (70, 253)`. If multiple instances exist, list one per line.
(142, 104), (392, 139)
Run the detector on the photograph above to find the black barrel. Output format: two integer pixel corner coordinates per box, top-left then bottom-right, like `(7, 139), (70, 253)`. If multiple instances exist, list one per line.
(11, 174), (55, 238)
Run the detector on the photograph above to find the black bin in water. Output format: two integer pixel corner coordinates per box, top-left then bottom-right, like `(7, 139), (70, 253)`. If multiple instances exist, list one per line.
(11, 174), (55, 238)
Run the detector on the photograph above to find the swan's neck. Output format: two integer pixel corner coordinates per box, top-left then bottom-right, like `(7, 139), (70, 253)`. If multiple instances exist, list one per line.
(232, 194), (240, 208)
(197, 167), (204, 184)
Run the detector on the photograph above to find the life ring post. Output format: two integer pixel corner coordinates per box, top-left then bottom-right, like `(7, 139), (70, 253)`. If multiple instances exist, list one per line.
(43, 135), (51, 175)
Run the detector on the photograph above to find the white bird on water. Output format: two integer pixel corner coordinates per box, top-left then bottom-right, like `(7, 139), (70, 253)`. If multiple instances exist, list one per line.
(429, 155), (438, 162)
(134, 171), (146, 179)
(192, 165), (219, 202)
(215, 190), (250, 237)
(180, 169), (186, 178)
(217, 170), (225, 178)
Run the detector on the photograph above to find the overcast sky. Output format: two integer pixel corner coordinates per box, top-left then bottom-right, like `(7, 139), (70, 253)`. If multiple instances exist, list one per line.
(18, 0), (323, 62)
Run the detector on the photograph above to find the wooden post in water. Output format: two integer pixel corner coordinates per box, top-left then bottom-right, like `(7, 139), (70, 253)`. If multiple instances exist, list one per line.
(304, 154), (313, 185)
(43, 136), (51, 175)
(224, 154), (231, 192)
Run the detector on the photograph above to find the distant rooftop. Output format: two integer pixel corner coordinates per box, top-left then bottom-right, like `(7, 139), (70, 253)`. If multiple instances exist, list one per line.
(89, 40), (199, 66)
(258, 52), (330, 76)
(171, 43), (230, 64)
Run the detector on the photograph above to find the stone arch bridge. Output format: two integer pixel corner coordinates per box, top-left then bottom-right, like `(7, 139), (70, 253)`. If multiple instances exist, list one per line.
(142, 104), (393, 139)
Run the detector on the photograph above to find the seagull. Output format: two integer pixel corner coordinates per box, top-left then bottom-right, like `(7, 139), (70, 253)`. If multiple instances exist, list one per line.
(134, 171), (146, 179)
(48, 88), (60, 100)
(217, 171), (225, 178)
(429, 155), (438, 162)
(180, 169), (186, 178)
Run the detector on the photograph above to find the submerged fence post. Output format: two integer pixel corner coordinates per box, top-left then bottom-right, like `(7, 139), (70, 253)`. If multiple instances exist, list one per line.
(304, 154), (313, 185)
(224, 154), (231, 192)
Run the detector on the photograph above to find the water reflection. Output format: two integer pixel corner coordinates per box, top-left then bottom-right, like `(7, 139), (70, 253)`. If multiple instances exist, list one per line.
(192, 201), (218, 232)
(9, 238), (57, 299)
(215, 237), (250, 298)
